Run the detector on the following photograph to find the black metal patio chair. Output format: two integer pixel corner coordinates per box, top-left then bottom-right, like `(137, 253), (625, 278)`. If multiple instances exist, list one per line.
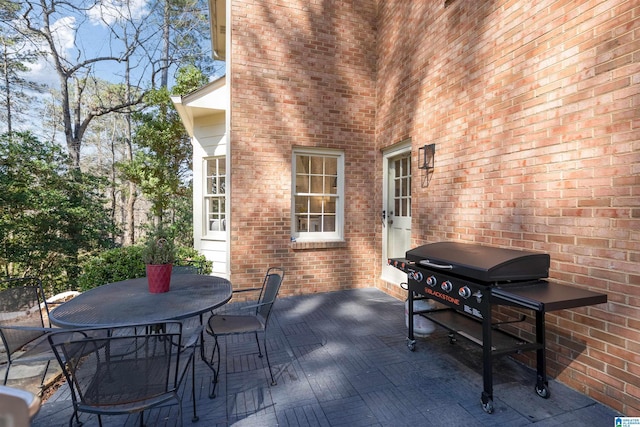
(172, 259), (204, 275)
(0, 277), (56, 390)
(48, 321), (200, 427)
(205, 267), (285, 398)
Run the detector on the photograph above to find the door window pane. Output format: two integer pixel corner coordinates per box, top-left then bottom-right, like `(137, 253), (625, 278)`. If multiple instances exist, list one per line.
(393, 155), (411, 217)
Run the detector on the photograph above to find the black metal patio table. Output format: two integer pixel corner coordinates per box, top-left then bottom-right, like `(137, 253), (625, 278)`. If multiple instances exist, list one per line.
(49, 274), (233, 387)
(49, 274), (232, 328)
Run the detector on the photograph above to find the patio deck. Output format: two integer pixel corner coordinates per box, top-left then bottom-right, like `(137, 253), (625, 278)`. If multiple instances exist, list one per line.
(31, 288), (619, 426)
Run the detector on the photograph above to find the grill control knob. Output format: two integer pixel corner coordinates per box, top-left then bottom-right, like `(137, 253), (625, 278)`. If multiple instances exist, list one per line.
(458, 286), (472, 299)
(413, 272), (423, 282)
(474, 291), (483, 303)
(426, 276), (437, 287)
(441, 281), (453, 292)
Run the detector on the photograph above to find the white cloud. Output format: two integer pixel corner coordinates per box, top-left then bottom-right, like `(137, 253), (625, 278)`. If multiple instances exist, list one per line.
(88, 0), (148, 27)
(50, 16), (77, 54)
(26, 60), (58, 87)
(24, 16), (77, 87)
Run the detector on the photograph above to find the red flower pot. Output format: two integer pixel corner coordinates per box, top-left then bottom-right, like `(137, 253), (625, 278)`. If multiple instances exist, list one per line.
(146, 264), (173, 293)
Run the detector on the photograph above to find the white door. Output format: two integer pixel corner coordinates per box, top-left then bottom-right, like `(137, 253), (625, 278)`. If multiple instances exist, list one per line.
(382, 144), (412, 284)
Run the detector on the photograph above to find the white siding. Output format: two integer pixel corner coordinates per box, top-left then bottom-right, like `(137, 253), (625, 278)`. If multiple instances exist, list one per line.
(192, 112), (229, 278)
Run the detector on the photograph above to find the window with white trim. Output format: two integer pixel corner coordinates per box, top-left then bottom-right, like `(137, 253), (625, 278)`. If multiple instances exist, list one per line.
(292, 149), (344, 241)
(204, 157), (226, 237)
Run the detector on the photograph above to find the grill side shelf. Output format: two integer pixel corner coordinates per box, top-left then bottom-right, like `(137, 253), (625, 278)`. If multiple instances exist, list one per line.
(492, 281), (607, 311)
(421, 309), (542, 355)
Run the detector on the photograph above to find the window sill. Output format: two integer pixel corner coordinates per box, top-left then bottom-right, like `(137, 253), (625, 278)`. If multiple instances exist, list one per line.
(201, 235), (226, 242)
(291, 240), (346, 250)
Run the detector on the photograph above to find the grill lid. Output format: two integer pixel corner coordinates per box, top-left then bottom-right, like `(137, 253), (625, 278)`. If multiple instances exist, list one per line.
(406, 242), (550, 282)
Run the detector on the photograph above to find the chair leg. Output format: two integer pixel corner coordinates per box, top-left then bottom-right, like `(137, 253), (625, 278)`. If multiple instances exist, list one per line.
(38, 359), (51, 394)
(254, 332), (262, 358)
(208, 336), (221, 398)
(67, 410), (80, 427)
(3, 362), (10, 385)
(263, 332), (276, 386)
(191, 352), (198, 422)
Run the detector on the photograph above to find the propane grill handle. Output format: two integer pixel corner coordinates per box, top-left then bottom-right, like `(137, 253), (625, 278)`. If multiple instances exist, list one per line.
(418, 260), (453, 269)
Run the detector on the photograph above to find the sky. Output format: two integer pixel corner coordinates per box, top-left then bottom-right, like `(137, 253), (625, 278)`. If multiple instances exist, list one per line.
(26, 0), (150, 87)
(10, 0), (221, 140)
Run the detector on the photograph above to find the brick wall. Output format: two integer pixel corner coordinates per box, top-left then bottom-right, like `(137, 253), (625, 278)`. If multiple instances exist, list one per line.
(229, 1), (378, 294)
(376, 0), (639, 415)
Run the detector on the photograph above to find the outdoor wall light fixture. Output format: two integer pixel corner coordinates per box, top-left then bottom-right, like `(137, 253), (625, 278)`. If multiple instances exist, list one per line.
(418, 143), (436, 171)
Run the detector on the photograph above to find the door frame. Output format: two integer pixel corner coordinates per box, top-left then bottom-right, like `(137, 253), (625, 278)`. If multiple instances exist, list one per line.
(381, 140), (412, 284)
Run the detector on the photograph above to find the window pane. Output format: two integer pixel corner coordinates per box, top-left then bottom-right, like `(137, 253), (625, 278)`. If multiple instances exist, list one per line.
(323, 215), (335, 231)
(324, 197), (336, 213)
(308, 215), (321, 231)
(310, 157), (323, 174)
(295, 214), (308, 232)
(310, 176), (323, 193)
(309, 196), (323, 213)
(325, 157), (337, 175)
(295, 196), (309, 213)
(297, 156), (310, 173)
(207, 161), (216, 175)
(325, 176), (337, 194)
(296, 175), (309, 193)
(219, 176), (226, 194)
(209, 216), (225, 231)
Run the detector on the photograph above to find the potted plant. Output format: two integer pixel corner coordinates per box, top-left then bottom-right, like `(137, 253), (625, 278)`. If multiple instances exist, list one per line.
(142, 231), (175, 293)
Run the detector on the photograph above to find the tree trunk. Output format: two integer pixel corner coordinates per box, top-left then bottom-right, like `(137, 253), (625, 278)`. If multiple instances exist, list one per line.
(2, 44), (12, 135)
(125, 56), (137, 245)
(161, 0), (170, 89)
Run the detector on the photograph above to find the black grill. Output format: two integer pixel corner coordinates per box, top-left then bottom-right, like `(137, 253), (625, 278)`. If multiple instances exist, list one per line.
(389, 241), (607, 414)
(406, 241), (550, 282)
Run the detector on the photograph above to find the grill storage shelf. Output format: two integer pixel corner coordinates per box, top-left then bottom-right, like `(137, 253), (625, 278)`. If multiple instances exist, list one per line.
(389, 241), (607, 414)
(420, 307), (541, 354)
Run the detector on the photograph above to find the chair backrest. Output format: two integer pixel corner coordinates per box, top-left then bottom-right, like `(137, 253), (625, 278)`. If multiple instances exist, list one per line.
(48, 322), (184, 410)
(255, 267), (285, 323)
(172, 259), (204, 275)
(0, 385), (39, 425)
(0, 277), (50, 360)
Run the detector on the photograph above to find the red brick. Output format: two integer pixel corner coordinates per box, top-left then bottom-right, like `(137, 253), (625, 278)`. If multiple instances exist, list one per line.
(229, 0), (639, 415)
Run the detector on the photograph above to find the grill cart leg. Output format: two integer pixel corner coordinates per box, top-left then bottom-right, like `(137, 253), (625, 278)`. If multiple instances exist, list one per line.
(481, 391), (494, 414)
(407, 289), (416, 351)
(448, 332), (457, 344)
(535, 311), (550, 398)
(481, 308), (494, 414)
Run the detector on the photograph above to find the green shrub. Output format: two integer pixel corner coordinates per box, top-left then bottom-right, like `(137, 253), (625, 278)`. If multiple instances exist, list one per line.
(77, 246), (146, 291)
(77, 245), (212, 291)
